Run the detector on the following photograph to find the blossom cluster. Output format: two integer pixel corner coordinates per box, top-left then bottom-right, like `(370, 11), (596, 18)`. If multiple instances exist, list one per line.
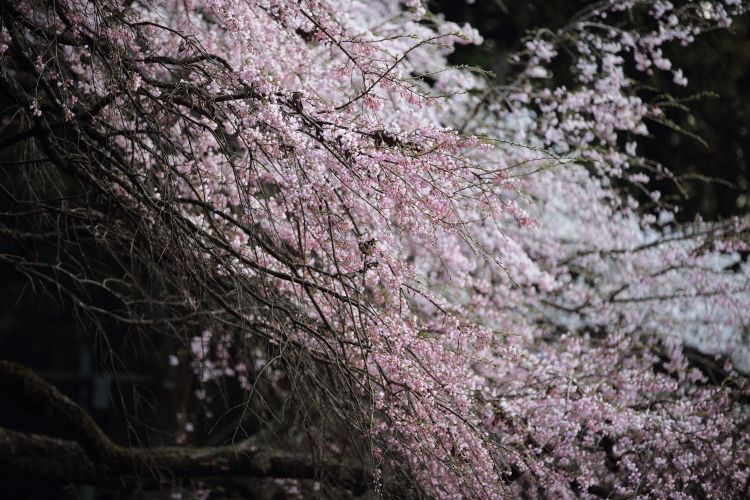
(3, 0), (749, 498)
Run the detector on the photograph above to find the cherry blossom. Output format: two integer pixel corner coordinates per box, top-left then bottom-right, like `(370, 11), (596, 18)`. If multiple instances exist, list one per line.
(1, 0), (749, 498)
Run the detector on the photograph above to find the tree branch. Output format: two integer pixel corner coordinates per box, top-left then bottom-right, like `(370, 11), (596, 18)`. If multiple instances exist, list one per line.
(0, 360), (123, 472)
(0, 360), (370, 494)
(0, 128), (41, 152)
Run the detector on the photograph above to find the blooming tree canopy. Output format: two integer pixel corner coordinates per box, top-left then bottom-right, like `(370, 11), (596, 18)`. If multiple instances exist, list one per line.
(1, 0), (749, 499)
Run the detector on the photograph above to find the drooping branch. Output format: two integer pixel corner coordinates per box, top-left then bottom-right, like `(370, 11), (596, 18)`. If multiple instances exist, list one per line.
(0, 361), (370, 495)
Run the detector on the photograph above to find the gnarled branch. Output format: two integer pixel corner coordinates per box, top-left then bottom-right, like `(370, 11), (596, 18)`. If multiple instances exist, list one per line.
(0, 360), (370, 495)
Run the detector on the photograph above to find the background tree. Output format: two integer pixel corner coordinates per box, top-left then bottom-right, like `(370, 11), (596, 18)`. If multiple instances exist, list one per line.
(0, 1), (749, 499)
